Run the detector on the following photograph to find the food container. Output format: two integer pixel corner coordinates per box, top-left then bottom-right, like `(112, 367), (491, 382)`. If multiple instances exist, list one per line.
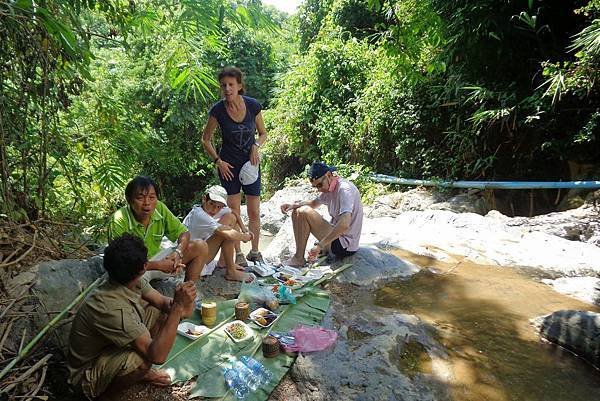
(273, 272), (296, 284)
(250, 307), (279, 328)
(201, 301), (217, 326)
(251, 263), (276, 277)
(224, 320), (253, 343)
(235, 301), (250, 321)
(262, 336), (280, 358)
(177, 322), (208, 340)
(279, 266), (302, 276)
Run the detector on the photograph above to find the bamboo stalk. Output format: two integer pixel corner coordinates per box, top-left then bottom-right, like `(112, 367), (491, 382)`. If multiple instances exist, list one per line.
(310, 263), (353, 287)
(0, 276), (102, 382)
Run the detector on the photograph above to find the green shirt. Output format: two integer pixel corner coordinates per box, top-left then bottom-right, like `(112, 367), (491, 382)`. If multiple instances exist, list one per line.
(67, 277), (152, 383)
(108, 201), (187, 258)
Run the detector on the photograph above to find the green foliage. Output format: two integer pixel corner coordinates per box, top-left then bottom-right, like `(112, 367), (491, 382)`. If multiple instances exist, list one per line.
(0, 0), (280, 228)
(296, 0), (334, 51)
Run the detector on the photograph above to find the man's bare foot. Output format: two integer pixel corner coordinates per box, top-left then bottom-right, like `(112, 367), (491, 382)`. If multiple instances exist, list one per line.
(283, 257), (306, 267)
(225, 269), (254, 282)
(143, 369), (171, 387)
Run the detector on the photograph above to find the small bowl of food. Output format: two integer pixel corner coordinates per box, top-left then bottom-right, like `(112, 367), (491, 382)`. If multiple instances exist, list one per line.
(177, 322), (208, 340)
(250, 307), (279, 328)
(224, 320), (253, 342)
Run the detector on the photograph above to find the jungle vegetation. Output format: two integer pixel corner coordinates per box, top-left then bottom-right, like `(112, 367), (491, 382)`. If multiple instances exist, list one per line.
(1, 0), (599, 235)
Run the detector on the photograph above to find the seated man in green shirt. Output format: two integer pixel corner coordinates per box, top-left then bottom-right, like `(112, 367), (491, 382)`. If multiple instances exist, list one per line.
(108, 176), (208, 281)
(68, 234), (196, 400)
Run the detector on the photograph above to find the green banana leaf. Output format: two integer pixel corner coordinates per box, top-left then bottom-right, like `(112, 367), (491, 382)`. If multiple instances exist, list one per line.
(158, 287), (331, 400)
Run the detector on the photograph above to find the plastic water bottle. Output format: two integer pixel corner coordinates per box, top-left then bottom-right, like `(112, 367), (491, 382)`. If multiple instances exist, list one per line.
(240, 356), (274, 385)
(223, 367), (250, 400)
(232, 359), (261, 391)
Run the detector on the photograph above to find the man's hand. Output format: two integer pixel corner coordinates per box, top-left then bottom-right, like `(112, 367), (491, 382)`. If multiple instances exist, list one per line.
(280, 202), (298, 214)
(164, 253), (185, 274)
(173, 281), (196, 318)
(308, 243), (321, 262)
(242, 232), (254, 243)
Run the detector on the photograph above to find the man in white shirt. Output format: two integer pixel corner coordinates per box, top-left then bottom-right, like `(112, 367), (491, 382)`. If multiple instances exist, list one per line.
(183, 185), (253, 281)
(280, 162), (363, 267)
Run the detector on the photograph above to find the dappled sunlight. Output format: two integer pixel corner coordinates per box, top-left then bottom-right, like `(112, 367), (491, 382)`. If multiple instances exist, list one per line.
(376, 249), (600, 401)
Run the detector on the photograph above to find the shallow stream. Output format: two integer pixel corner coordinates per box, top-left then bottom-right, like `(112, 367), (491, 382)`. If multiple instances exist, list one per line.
(376, 249), (600, 401)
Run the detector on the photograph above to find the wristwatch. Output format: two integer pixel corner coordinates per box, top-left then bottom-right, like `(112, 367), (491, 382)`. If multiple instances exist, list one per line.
(253, 141), (260, 148)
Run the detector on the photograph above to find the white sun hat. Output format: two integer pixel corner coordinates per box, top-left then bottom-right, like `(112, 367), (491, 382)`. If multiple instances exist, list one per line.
(206, 185), (228, 205)
(239, 161), (259, 186)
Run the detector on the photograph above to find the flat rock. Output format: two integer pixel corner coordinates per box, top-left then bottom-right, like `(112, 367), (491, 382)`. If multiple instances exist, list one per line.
(333, 247), (420, 287)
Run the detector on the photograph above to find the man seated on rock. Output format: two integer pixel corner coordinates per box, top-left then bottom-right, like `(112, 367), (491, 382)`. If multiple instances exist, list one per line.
(108, 176), (207, 282)
(183, 185), (254, 282)
(280, 162), (363, 266)
(67, 234), (196, 401)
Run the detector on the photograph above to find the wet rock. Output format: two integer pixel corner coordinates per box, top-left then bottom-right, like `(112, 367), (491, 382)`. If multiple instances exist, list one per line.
(532, 310), (600, 368)
(290, 301), (452, 401)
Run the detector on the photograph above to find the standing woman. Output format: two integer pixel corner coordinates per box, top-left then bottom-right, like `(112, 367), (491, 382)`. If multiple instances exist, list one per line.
(202, 66), (266, 264)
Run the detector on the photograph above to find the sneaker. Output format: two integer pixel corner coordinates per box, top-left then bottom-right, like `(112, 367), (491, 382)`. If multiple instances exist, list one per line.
(246, 250), (264, 264)
(235, 251), (248, 267)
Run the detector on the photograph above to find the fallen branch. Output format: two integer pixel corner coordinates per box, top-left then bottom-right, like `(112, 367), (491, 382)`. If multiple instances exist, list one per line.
(24, 364), (47, 401)
(0, 230), (38, 269)
(0, 275), (103, 382)
(2, 245), (23, 265)
(0, 353), (52, 394)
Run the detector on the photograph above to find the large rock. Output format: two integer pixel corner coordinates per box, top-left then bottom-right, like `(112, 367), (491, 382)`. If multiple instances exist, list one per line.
(428, 193), (488, 215)
(364, 187), (449, 218)
(488, 205), (600, 246)
(4, 257), (105, 355)
(532, 310), (600, 368)
(360, 210), (600, 275)
(241, 182), (317, 234)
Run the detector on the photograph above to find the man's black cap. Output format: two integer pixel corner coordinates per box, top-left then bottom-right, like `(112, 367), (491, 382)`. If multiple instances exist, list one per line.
(308, 162), (337, 180)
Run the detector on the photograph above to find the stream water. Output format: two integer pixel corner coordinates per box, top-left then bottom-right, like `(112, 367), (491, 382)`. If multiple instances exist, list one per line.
(375, 249), (600, 401)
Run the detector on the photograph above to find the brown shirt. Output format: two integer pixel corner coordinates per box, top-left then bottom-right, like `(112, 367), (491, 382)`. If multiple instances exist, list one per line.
(67, 276), (152, 383)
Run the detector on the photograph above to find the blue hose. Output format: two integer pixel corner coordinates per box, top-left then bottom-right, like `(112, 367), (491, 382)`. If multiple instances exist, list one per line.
(370, 174), (600, 190)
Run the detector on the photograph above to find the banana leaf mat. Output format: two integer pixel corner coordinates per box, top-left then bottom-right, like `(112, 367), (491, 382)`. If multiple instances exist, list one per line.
(158, 286), (331, 400)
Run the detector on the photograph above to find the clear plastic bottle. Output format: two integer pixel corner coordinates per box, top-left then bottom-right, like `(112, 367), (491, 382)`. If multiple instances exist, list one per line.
(223, 367), (250, 400)
(240, 356), (274, 385)
(232, 359), (261, 391)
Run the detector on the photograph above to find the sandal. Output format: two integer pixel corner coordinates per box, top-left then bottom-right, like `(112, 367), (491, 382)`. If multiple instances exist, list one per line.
(246, 250), (264, 264)
(235, 251), (248, 267)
